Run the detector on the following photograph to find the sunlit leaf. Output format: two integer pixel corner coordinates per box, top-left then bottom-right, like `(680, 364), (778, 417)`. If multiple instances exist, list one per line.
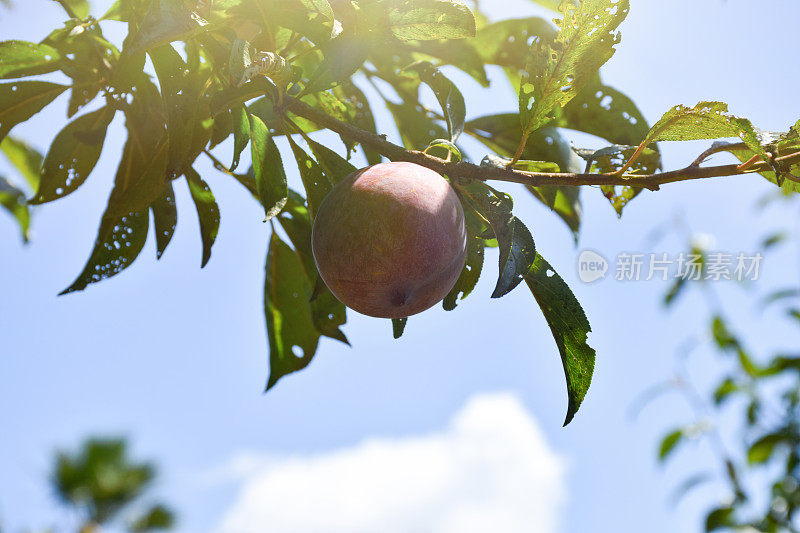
(33, 106), (114, 204)
(60, 207), (149, 295)
(520, 0), (629, 133)
(150, 181), (177, 260)
(525, 253), (595, 425)
(265, 233), (322, 390)
(248, 113), (288, 219)
(0, 41), (62, 79)
(1, 135), (42, 191)
(409, 61), (466, 142)
(185, 167), (220, 268)
(0, 81), (68, 143)
(287, 136), (332, 219)
(0, 175), (30, 242)
(748, 433), (785, 464)
(388, 0), (476, 41)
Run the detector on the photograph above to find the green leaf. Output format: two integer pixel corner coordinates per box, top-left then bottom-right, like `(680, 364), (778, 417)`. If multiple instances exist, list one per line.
(459, 182), (536, 299)
(333, 81), (382, 164)
(277, 195), (348, 345)
(705, 507), (735, 532)
(1, 135), (42, 191)
(60, 207), (149, 295)
(125, 0), (209, 54)
(185, 167), (220, 268)
(711, 315), (739, 351)
(287, 136), (332, 220)
(713, 378), (740, 405)
(658, 429), (684, 462)
(443, 206), (485, 310)
(388, 0), (477, 41)
(107, 96), (169, 217)
(63, 0), (90, 18)
(0, 41), (62, 79)
(392, 318), (408, 339)
(150, 44), (205, 176)
(409, 61), (466, 142)
(33, 106), (114, 204)
(265, 233), (322, 390)
(525, 253), (595, 425)
(520, 0), (629, 133)
(305, 30), (370, 93)
(467, 113), (583, 238)
(0, 175), (30, 242)
(0, 81), (68, 143)
(387, 101), (449, 150)
(248, 113), (288, 220)
(642, 102), (768, 160)
(150, 181), (177, 260)
(747, 433), (785, 465)
(230, 104), (250, 171)
(306, 138), (357, 184)
(130, 504), (174, 532)
(424, 138), (462, 161)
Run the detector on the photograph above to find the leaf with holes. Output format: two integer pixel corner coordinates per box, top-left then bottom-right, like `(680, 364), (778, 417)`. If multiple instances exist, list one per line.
(388, 0), (476, 41)
(265, 233), (323, 390)
(525, 254), (595, 425)
(0, 175), (30, 242)
(60, 208), (149, 295)
(0, 81), (68, 143)
(474, 17), (556, 88)
(150, 181), (177, 260)
(1, 136), (42, 191)
(520, 0), (629, 134)
(186, 167), (220, 268)
(640, 101), (768, 161)
(459, 182), (536, 299)
(248, 113), (288, 220)
(0, 41), (62, 79)
(33, 106), (114, 204)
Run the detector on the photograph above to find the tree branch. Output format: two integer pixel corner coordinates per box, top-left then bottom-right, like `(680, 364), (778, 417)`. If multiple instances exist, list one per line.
(281, 95), (800, 192)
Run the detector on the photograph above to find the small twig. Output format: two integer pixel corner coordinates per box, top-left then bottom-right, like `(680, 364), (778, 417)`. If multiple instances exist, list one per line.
(737, 153), (762, 172)
(509, 130), (530, 167)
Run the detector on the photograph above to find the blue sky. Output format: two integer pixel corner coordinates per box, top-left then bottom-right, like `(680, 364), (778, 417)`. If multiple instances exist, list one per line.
(3, 0), (800, 531)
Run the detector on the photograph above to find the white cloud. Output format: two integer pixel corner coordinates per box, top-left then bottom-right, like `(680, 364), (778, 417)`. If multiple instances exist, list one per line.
(216, 393), (566, 533)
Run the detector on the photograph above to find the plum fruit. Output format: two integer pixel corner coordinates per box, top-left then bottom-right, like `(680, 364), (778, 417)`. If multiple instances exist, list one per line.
(311, 162), (467, 319)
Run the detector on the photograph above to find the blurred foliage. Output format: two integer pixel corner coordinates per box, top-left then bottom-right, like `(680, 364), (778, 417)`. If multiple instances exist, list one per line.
(648, 198), (800, 531)
(53, 438), (175, 532)
(0, 0), (798, 424)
